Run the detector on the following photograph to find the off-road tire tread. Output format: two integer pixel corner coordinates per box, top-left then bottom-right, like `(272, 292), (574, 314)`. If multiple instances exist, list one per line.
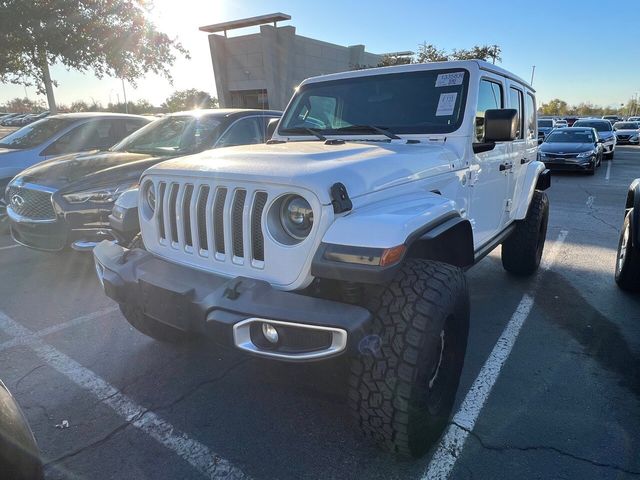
(502, 190), (549, 276)
(348, 259), (469, 457)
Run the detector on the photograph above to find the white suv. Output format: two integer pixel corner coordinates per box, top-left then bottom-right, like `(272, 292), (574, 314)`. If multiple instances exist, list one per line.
(94, 60), (550, 457)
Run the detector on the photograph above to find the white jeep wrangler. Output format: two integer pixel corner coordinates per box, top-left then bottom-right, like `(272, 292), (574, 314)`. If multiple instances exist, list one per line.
(94, 60), (550, 457)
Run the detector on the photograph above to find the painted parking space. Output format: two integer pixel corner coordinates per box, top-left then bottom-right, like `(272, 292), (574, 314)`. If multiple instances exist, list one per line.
(0, 147), (638, 479)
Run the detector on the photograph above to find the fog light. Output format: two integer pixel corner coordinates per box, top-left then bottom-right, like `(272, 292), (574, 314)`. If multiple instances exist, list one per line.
(262, 323), (279, 344)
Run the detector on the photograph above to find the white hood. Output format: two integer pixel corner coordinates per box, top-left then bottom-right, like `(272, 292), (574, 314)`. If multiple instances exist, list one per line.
(147, 141), (459, 204)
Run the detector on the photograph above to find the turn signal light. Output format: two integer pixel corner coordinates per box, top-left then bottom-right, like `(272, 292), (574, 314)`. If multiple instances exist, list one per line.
(380, 245), (406, 266)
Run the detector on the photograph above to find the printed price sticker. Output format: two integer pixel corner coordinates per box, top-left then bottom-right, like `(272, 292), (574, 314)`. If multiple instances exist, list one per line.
(436, 93), (458, 116)
(435, 72), (464, 87)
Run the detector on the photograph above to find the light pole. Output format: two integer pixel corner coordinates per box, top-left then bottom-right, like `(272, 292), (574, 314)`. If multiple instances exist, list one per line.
(121, 78), (128, 114)
(530, 66), (536, 86)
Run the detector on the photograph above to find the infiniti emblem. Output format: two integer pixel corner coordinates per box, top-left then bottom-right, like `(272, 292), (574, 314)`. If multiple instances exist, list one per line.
(11, 194), (25, 208)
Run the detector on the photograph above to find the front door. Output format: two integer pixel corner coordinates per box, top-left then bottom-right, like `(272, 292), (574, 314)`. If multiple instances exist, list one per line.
(468, 76), (511, 248)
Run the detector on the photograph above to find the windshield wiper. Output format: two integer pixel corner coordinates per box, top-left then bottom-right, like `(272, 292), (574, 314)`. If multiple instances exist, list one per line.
(335, 125), (401, 140)
(279, 127), (326, 141)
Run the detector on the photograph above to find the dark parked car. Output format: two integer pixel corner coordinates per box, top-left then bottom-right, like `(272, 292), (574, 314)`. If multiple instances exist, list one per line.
(564, 116), (579, 127)
(538, 127), (603, 174)
(615, 178), (640, 291)
(571, 119), (616, 159)
(0, 113), (151, 230)
(7, 109), (282, 251)
(537, 118), (555, 139)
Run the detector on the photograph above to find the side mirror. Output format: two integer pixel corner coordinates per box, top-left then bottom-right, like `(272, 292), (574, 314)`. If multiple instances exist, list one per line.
(484, 109), (518, 142)
(537, 136), (544, 145)
(597, 139), (604, 143)
(266, 118), (279, 141)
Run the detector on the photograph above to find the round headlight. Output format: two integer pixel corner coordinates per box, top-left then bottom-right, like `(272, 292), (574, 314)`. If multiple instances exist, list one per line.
(143, 182), (156, 213)
(280, 195), (313, 240)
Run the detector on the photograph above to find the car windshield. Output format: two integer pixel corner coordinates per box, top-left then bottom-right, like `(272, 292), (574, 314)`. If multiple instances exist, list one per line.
(112, 114), (222, 155)
(279, 69), (469, 136)
(538, 120), (553, 127)
(573, 121), (611, 132)
(614, 122), (638, 129)
(0, 117), (75, 149)
(545, 130), (595, 143)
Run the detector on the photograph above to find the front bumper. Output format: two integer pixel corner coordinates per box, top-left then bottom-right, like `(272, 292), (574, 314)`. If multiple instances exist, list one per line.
(8, 206), (117, 251)
(93, 241), (372, 361)
(541, 156), (595, 171)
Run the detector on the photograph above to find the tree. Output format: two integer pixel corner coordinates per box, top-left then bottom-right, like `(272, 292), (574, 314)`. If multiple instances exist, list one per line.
(415, 43), (450, 63)
(539, 98), (569, 116)
(162, 89), (218, 112)
(415, 42), (502, 64)
(451, 45), (502, 64)
(377, 54), (412, 67)
(0, 1), (188, 113)
(1, 97), (46, 113)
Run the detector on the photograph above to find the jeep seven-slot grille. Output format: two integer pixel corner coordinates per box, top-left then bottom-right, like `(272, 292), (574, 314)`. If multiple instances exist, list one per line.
(6, 186), (56, 220)
(154, 181), (267, 265)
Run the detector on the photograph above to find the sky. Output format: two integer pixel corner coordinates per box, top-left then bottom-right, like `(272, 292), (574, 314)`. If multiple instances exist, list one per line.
(1, 0), (639, 109)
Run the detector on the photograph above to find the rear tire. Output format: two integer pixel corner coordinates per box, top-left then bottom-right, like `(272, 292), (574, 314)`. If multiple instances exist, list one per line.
(615, 209), (640, 291)
(348, 259), (469, 457)
(502, 190), (549, 276)
(119, 304), (192, 343)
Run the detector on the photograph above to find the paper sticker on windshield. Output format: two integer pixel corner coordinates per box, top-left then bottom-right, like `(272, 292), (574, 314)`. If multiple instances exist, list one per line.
(435, 72), (464, 87)
(436, 93), (457, 116)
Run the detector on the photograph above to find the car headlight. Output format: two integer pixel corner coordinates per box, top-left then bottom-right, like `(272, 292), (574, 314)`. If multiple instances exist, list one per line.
(63, 181), (138, 204)
(142, 181), (155, 213)
(280, 195), (313, 240)
(538, 151), (548, 158)
(577, 150), (597, 158)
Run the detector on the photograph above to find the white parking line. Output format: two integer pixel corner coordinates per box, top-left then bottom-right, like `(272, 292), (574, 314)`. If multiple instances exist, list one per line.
(605, 161), (612, 181)
(0, 306), (119, 353)
(0, 310), (250, 480)
(422, 230), (568, 480)
(0, 244), (20, 251)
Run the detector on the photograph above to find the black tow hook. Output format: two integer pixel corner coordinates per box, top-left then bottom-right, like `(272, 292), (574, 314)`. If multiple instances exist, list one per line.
(224, 280), (243, 300)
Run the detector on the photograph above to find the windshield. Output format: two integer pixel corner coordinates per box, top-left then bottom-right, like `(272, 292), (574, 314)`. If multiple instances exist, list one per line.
(538, 120), (553, 127)
(0, 117), (75, 149)
(614, 122), (638, 129)
(112, 115), (222, 155)
(545, 129), (595, 143)
(279, 69), (469, 136)
(572, 120), (611, 132)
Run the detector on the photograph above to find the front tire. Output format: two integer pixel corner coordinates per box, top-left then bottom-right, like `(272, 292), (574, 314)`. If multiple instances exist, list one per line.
(119, 304), (192, 343)
(502, 190), (549, 276)
(348, 259), (469, 457)
(615, 209), (640, 291)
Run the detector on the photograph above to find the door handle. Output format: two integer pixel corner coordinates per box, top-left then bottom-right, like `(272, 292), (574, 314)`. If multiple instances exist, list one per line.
(499, 162), (512, 171)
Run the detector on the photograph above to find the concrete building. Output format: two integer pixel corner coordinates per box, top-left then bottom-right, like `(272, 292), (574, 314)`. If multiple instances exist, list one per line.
(200, 13), (383, 110)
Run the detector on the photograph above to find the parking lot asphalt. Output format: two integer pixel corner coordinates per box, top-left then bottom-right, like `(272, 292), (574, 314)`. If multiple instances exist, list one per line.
(0, 147), (639, 480)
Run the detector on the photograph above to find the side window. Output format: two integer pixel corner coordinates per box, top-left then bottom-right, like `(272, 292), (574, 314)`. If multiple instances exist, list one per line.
(509, 87), (524, 139)
(216, 117), (263, 148)
(526, 93), (536, 141)
(475, 79), (503, 141)
(123, 119), (148, 136)
(42, 120), (119, 156)
(258, 116), (281, 142)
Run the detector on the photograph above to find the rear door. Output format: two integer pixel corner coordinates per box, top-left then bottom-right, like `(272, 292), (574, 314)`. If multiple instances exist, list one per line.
(507, 86), (537, 223)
